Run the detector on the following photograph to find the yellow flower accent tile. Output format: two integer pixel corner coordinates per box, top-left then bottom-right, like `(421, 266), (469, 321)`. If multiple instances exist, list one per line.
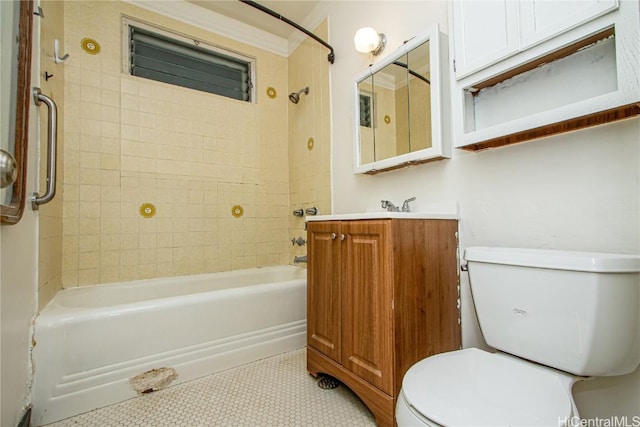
(139, 203), (156, 218)
(81, 38), (101, 55)
(231, 205), (244, 218)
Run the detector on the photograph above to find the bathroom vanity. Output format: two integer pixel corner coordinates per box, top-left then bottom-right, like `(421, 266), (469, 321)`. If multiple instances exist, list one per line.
(305, 213), (461, 427)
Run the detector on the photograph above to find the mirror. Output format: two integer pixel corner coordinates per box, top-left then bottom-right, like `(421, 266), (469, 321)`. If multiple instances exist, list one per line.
(1, 0), (33, 224)
(353, 26), (450, 174)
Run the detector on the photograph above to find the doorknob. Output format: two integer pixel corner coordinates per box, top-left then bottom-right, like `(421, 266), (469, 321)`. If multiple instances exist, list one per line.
(0, 149), (18, 189)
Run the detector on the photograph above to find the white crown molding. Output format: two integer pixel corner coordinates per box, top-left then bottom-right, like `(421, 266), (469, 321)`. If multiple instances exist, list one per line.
(375, 72), (399, 91)
(287, 1), (331, 56)
(125, 0), (288, 57)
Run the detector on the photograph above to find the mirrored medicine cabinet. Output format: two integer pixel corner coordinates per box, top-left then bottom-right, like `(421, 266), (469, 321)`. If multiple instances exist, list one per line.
(353, 25), (450, 174)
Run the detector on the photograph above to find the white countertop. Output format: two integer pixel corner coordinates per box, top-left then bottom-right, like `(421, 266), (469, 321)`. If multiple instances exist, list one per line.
(306, 202), (459, 221)
(306, 212), (458, 221)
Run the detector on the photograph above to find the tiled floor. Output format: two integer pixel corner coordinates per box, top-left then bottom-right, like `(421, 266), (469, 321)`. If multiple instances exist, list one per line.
(46, 348), (376, 426)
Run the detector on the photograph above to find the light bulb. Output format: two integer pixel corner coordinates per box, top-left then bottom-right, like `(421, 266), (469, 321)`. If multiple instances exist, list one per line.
(354, 27), (380, 53)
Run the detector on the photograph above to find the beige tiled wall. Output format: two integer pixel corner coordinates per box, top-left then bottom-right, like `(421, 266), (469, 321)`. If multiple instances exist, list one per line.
(38, 0), (65, 308)
(61, 0), (291, 286)
(408, 76), (432, 151)
(288, 21), (332, 260)
(396, 77), (432, 155)
(374, 86), (398, 161)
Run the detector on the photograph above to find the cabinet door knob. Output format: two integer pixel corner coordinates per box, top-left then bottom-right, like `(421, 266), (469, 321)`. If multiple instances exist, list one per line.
(340, 234), (346, 241)
(330, 233), (337, 240)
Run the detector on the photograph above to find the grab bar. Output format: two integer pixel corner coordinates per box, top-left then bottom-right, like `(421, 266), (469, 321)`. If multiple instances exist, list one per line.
(31, 87), (58, 210)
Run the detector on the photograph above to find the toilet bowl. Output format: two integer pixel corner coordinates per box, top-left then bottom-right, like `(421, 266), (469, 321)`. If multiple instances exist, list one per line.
(396, 348), (576, 426)
(397, 247), (640, 427)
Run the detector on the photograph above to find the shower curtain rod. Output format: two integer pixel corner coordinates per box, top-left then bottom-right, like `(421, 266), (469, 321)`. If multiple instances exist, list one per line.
(393, 61), (431, 85)
(239, 0), (335, 64)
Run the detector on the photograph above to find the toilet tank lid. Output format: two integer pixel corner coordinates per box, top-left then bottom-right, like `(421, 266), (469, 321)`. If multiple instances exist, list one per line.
(464, 247), (640, 273)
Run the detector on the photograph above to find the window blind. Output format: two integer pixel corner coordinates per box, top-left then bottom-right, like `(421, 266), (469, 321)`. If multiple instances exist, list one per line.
(129, 26), (251, 101)
(360, 94), (372, 128)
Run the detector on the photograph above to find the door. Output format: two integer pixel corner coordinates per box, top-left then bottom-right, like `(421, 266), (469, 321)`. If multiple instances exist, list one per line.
(307, 221), (342, 363)
(341, 221), (394, 395)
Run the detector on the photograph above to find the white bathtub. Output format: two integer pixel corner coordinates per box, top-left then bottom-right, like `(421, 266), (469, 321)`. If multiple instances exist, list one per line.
(32, 266), (307, 426)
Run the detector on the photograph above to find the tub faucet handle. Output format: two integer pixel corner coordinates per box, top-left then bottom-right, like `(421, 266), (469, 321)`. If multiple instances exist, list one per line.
(291, 237), (306, 246)
(293, 208), (304, 217)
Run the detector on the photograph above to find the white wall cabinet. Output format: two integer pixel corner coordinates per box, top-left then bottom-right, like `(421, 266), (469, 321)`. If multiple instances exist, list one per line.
(451, 0), (519, 79)
(449, 0), (640, 150)
(519, 0), (618, 50)
(452, 0), (619, 79)
(353, 27), (451, 174)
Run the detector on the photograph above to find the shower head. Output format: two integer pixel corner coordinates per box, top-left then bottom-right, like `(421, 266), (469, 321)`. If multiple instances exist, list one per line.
(288, 87), (309, 104)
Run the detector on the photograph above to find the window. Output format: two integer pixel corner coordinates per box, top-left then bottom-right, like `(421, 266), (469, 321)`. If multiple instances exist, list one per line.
(124, 18), (255, 102)
(359, 94), (372, 128)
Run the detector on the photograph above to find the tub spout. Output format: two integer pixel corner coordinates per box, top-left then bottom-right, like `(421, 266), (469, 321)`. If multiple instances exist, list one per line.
(293, 255), (307, 263)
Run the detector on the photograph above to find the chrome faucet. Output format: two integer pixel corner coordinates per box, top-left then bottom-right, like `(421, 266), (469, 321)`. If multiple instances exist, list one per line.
(381, 197), (416, 212)
(381, 200), (400, 212)
(402, 197), (416, 212)
(293, 255), (307, 263)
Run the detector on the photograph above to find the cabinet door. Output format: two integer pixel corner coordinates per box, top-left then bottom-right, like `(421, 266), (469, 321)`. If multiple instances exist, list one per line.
(341, 221), (394, 395)
(307, 222), (342, 363)
(519, 0), (618, 49)
(451, 0), (519, 78)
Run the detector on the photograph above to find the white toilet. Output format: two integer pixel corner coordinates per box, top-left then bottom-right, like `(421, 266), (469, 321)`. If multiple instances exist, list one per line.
(397, 246), (640, 426)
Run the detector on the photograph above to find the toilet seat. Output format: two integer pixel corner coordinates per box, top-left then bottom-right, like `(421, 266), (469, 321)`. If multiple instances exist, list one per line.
(400, 348), (575, 426)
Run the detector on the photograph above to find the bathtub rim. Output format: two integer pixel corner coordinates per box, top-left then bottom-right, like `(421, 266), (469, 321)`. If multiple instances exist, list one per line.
(38, 265), (307, 322)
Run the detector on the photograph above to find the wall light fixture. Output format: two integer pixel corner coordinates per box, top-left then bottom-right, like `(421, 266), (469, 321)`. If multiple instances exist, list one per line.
(353, 27), (386, 56)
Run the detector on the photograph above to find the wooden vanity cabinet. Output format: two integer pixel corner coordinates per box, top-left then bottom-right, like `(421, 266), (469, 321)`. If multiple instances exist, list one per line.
(306, 219), (461, 427)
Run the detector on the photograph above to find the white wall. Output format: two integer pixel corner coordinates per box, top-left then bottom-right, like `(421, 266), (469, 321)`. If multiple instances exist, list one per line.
(326, 0), (640, 419)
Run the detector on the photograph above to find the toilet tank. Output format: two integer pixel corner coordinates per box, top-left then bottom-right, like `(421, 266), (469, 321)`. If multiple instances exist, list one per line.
(465, 247), (640, 377)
